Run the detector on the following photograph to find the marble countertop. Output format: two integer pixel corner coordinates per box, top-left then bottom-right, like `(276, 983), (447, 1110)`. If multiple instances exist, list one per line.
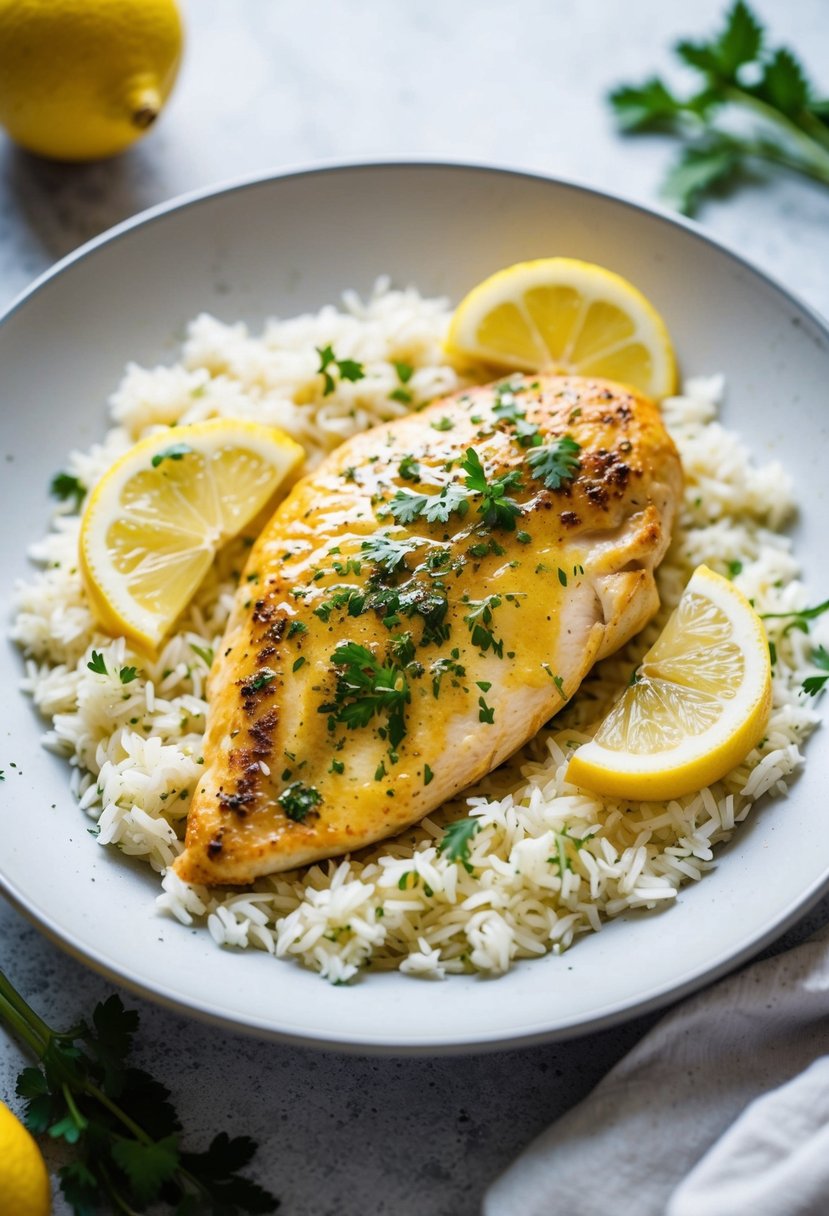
(2, 2), (828, 1212)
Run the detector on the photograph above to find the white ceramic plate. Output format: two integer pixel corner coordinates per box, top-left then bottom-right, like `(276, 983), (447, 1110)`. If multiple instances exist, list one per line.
(1, 163), (828, 1053)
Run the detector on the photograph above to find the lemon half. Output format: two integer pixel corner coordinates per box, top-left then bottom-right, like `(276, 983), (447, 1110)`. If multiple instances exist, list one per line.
(445, 257), (676, 398)
(79, 419), (305, 651)
(566, 565), (772, 801)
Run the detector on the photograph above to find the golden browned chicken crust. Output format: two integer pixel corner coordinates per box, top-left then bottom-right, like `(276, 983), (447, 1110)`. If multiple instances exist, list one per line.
(174, 375), (682, 885)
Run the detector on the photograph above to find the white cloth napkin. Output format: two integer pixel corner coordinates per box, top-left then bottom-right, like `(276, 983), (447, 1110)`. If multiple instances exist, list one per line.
(484, 924), (829, 1216)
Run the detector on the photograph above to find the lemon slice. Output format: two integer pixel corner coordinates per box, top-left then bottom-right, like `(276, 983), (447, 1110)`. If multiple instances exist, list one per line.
(79, 419), (305, 650)
(566, 565), (772, 801)
(445, 257), (676, 398)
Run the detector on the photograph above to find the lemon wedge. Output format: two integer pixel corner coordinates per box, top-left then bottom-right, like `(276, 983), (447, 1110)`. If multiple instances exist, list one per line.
(445, 257), (676, 398)
(566, 565), (772, 801)
(79, 419), (305, 651)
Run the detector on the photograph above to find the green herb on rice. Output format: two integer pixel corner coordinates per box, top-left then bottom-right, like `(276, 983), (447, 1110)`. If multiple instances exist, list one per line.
(316, 344), (366, 396)
(437, 817), (481, 873)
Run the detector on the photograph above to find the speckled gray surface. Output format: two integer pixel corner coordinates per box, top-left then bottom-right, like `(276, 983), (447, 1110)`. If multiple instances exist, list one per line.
(2, 1), (829, 1212)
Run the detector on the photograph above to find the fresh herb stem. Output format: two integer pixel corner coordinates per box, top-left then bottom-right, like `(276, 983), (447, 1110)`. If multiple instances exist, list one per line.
(725, 84), (829, 167)
(0, 965), (278, 1214)
(0, 985), (46, 1057)
(609, 2), (829, 212)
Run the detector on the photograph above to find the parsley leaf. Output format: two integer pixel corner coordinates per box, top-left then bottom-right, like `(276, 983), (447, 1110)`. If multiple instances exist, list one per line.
(393, 361), (414, 383)
(461, 448), (523, 531)
(189, 642), (215, 667)
(50, 471), (87, 510)
(320, 641), (410, 752)
(86, 650), (107, 675)
(527, 436), (582, 490)
(802, 644), (829, 696)
(316, 344), (366, 396)
(111, 1134), (181, 1206)
(360, 532), (424, 574)
(119, 665), (139, 685)
(438, 817), (481, 872)
(151, 443), (193, 468)
(278, 781), (322, 821)
(609, 2), (829, 214)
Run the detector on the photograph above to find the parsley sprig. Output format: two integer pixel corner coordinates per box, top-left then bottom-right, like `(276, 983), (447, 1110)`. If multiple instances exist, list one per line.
(609, 1), (829, 214)
(437, 818), (481, 873)
(461, 449), (524, 530)
(320, 641), (410, 751)
(527, 436), (582, 490)
(316, 344), (366, 396)
(0, 967), (277, 1215)
(50, 472), (87, 511)
(802, 644), (829, 697)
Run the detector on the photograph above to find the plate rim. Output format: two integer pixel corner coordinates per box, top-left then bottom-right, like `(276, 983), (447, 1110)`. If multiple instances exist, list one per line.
(2, 157), (828, 1054)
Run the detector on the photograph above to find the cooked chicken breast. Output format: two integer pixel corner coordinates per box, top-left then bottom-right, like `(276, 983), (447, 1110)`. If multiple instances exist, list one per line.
(174, 375), (682, 885)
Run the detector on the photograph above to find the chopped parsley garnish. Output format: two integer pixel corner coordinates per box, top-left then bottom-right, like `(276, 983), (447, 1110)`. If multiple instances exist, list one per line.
(726, 559), (743, 579)
(150, 442), (193, 468)
(557, 567), (568, 587)
(802, 645), (829, 696)
(516, 530), (531, 544)
(313, 585), (366, 622)
(461, 448), (523, 530)
(431, 416), (455, 432)
(430, 650), (465, 697)
(292, 657), (306, 672)
(119, 666), (139, 685)
(389, 387), (413, 405)
(320, 641), (410, 752)
(278, 781), (322, 821)
(329, 758), (345, 774)
(387, 483), (470, 526)
(761, 598), (829, 634)
(437, 817), (481, 872)
(463, 594), (505, 658)
(49, 471), (87, 510)
(492, 384), (541, 447)
(423, 764), (434, 786)
(527, 435), (582, 490)
(398, 455), (421, 482)
(332, 557), (363, 576)
(87, 650), (108, 675)
(189, 642), (214, 667)
(287, 620), (307, 638)
(478, 696), (495, 724)
(394, 361), (414, 383)
(360, 532), (424, 574)
(316, 344), (366, 396)
(242, 668), (276, 694)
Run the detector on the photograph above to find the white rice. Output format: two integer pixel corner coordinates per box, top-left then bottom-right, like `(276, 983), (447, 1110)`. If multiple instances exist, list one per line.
(11, 282), (823, 983)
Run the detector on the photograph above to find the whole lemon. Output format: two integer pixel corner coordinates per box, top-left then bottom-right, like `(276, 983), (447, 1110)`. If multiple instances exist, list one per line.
(0, 0), (183, 161)
(0, 1100), (51, 1215)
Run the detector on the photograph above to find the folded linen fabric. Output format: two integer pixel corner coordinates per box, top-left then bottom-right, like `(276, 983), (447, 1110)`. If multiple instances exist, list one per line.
(483, 924), (829, 1216)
